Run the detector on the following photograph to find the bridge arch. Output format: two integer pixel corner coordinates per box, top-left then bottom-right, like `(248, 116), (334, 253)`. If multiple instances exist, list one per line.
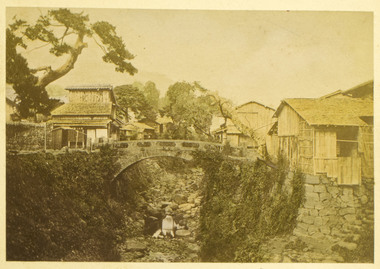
(92, 140), (223, 180)
(113, 154), (193, 180)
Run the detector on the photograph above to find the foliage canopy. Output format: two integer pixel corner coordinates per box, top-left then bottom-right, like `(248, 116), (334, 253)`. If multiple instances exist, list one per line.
(7, 8), (137, 117)
(114, 84), (157, 121)
(162, 81), (218, 139)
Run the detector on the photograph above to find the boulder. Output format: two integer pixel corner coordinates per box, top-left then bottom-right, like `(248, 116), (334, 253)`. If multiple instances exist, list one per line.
(179, 203), (195, 211)
(337, 241), (357, 251)
(173, 194), (187, 204)
(176, 229), (191, 237)
(126, 240), (147, 252)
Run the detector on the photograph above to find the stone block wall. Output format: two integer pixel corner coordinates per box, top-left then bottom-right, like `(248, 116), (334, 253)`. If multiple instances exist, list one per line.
(293, 174), (374, 247)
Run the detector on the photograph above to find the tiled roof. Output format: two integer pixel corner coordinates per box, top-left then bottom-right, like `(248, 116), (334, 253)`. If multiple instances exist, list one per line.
(276, 97), (373, 126)
(156, 116), (173, 124)
(48, 119), (111, 127)
(51, 103), (113, 116)
(121, 122), (155, 131)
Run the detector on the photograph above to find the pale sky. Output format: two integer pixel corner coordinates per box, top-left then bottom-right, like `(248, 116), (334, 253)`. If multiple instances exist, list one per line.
(6, 8), (373, 108)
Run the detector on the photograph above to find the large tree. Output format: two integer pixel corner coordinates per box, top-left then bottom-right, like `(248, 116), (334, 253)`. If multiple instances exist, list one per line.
(163, 81), (217, 139)
(6, 8), (137, 117)
(131, 81), (160, 112)
(114, 84), (156, 121)
(142, 81), (160, 112)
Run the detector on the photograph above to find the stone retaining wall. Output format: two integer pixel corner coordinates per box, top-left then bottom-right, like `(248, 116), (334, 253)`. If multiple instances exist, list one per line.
(293, 173), (374, 247)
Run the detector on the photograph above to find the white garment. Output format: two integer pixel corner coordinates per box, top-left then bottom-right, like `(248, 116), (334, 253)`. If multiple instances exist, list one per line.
(162, 215), (175, 237)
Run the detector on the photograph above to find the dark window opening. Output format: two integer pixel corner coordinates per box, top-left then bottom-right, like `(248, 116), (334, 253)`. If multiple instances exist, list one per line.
(336, 127), (358, 157)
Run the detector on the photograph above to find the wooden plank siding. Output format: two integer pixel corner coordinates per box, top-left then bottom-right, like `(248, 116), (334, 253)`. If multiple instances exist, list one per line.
(237, 102), (275, 142)
(279, 136), (299, 167)
(275, 104), (363, 184)
(69, 90), (112, 103)
(266, 133), (279, 158)
(337, 157), (361, 184)
(314, 129), (337, 158)
(278, 105), (300, 136)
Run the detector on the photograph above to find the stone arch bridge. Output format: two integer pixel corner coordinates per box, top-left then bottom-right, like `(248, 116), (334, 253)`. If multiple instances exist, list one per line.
(93, 140), (260, 179)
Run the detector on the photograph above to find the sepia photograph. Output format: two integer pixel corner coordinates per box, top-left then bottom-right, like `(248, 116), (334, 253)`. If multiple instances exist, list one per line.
(2, 1), (377, 267)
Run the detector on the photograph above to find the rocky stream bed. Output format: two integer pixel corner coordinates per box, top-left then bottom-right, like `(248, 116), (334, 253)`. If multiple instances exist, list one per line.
(115, 158), (203, 262)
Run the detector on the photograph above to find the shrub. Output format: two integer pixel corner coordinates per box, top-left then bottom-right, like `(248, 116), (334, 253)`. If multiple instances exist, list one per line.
(6, 146), (125, 261)
(193, 149), (305, 262)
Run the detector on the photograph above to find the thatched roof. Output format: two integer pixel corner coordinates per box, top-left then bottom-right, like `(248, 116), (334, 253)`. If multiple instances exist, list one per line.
(51, 103), (113, 116)
(275, 97), (373, 126)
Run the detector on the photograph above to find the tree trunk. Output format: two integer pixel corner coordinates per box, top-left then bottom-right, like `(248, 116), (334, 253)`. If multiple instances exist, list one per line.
(36, 33), (87, 88)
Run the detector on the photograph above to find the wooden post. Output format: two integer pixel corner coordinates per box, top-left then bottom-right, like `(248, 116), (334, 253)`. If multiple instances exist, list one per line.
(44, 122), (47, 151)
(76, 130), (79, 148)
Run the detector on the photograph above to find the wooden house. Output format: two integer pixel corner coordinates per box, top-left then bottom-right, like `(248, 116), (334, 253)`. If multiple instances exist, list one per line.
(49, 85), (123, 149)
(216, 101), (275, 148)
(269, 94), (373, 184)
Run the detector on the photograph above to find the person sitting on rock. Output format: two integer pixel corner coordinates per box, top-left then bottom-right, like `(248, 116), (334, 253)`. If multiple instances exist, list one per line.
(152, 214), (184, 239)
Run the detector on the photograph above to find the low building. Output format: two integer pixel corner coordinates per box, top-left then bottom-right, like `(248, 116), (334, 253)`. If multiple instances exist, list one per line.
(49, 85), (123, 149)
(120, 122), (155, 140)
(269, 81), (373, 184)
(156, 116), (173, 135)
(216, 101), (275, 148)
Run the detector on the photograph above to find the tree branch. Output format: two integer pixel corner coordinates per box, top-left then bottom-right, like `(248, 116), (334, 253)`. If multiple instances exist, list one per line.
(36, 33), (87, 87)
(22, 42), (50, 54)
(60, 27), (69, 44)
(30, 66), (52, 73)
(92, 36), (107, 54)
(193, 122), (212, 137)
